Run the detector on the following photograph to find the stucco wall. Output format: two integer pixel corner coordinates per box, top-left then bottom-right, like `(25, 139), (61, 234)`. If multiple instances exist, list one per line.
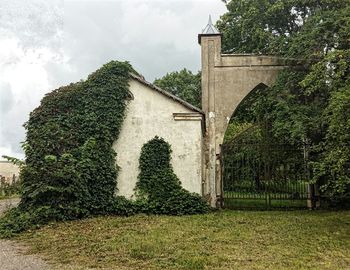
(112, 79), (203, 198)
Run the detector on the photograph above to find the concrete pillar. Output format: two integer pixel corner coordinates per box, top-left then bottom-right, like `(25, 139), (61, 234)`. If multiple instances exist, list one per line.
(199, 33), (222, 207)
(198, 20), (287, 208)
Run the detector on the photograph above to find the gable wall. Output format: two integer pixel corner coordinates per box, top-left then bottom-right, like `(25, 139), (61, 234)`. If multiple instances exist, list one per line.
(112, 79), (203, 198)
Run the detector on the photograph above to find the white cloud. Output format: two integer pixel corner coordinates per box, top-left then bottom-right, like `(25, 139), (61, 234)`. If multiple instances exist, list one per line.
(0, 36), (62, 159)
(0, 0), (227, 159)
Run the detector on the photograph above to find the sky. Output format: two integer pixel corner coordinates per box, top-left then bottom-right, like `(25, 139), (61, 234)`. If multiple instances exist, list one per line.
(0, 0), (227, 159)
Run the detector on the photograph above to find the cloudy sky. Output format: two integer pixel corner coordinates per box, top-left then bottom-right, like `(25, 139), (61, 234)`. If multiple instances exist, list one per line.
(0, 0), (227, 159)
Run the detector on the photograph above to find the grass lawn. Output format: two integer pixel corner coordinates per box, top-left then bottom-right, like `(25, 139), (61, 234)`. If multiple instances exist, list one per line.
(17, 210), (350, 270)
(223, 198), (308, 209)
(0, 194), (20, 200)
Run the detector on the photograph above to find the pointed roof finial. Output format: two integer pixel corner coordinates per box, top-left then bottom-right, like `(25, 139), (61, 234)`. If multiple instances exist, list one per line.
(202, 14), (219, 34)
(208, 14), (213, 25)
(198, 14), (221, 44)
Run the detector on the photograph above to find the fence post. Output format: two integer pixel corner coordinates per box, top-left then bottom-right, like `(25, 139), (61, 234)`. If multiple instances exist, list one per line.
(307, 184), (314, 209)
(303, 137), (314, 209)
(314, 184), (321, 209)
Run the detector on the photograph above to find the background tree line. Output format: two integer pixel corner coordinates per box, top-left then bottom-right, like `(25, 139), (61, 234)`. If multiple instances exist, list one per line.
(154, 0), (350, 205)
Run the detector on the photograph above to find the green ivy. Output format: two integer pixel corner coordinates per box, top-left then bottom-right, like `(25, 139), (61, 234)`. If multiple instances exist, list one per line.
(0, 61), (134, 236)
(135, 136), (209, 215)
(0, 62), (209, 238)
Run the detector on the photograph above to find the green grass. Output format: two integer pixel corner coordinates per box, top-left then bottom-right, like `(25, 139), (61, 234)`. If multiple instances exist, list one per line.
(17, 210), (350, 270)
(223, 190), (309, 209)
(224, 198), (307, 209)
(0, 194), (20, 200)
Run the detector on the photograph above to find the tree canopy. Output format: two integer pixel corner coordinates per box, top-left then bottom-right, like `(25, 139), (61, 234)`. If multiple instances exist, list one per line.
(217, 0), (350, 202)
(217, 0), (349, 57)
(154, 69), (201, 108)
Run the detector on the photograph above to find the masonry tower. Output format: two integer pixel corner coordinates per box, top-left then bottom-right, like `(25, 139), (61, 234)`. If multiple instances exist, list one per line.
(198, 16), (287, 207)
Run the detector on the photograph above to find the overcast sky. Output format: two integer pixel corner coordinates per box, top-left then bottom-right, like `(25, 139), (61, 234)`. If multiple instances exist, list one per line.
(0, 0), (227, 159)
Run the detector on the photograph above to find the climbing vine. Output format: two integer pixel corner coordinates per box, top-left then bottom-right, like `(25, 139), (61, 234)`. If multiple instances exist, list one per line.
(135, 136), (208, 215)
(0, 61), (134, 236)
(0, 62), (208, 238)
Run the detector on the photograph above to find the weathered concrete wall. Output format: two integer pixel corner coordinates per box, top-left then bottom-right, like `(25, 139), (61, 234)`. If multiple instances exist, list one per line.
(113, 79), (203, 199)
(0, 161), (20, 184)
(213, 60), (283, 148)
(199, 33), (287, 207)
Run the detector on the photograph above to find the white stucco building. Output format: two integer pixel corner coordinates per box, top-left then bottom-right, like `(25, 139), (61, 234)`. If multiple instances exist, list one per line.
(113, 74), (204, 199)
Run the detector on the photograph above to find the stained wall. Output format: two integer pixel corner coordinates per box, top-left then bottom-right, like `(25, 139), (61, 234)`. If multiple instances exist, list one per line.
(113, 79), (203, 198)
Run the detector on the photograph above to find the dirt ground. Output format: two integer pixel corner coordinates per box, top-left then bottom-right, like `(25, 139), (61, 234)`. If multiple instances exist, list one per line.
(0, 198), (51, 270)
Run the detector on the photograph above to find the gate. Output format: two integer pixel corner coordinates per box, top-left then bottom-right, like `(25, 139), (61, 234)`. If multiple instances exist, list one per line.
(222, 137), (312, 209)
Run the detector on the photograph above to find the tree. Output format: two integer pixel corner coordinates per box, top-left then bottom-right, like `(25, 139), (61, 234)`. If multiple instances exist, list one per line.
(154, 69), (201, 108)
(217, 0), (350, 201)
(217, 0), (349, 57)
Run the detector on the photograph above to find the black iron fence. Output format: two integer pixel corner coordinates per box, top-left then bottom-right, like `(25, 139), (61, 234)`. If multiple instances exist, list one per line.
(221, 142), (315, 209)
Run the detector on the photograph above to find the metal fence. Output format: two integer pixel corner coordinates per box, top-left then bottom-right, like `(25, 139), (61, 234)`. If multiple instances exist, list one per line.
(222, 141), (313, 209)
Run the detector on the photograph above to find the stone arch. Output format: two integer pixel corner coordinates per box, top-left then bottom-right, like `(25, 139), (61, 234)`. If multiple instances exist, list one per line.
(221, 82), (270, 147)
(199, 32), (289, 207)
(230, 82), (269, 118)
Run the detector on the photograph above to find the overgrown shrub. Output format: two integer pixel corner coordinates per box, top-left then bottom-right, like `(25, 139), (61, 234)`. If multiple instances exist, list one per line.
(0, 207), (63, 238)
(135, 136), (209, 215)
(0, 61), (134, 236)
(312, 83), (350, 206)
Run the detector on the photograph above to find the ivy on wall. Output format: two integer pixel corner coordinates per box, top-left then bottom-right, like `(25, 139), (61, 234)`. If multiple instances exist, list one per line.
(0, 62), (208, 238)
(21, 60), (135, 214)
(135, 136), (208, 215)
(0, 61), (134, 236)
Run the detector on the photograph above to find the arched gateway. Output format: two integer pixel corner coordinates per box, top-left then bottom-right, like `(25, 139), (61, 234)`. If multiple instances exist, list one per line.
(198, 18), (290, 207)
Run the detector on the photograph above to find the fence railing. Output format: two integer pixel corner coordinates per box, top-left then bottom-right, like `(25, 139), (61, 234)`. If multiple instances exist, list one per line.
(221, 142), (316, 209)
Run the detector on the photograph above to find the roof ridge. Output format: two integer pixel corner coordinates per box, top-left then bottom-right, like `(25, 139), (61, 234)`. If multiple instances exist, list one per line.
(129, 73), (204, 115)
